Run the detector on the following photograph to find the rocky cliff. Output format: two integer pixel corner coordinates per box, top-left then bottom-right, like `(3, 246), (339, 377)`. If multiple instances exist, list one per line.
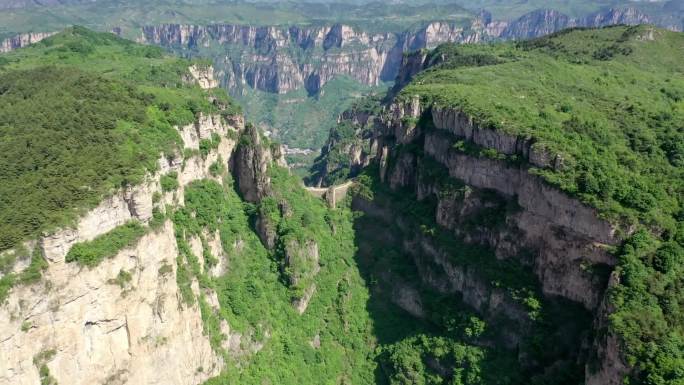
(232, 123), (275, 203)
(139, 23), (443, 95)
(315, 46), (637, 378)
(134, 6), (680, 98)
(0, 222), (222, 385)
(359, 98), (619, 310)
(0, 66), (248, 385)
(0, 32), (56, 53)
(499, 7), (663, 39)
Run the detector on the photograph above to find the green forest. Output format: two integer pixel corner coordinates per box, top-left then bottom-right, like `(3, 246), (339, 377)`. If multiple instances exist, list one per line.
(0, 27), (234, 251)
(402, 26), (684, 229)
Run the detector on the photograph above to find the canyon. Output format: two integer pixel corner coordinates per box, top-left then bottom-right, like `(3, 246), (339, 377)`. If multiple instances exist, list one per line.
(1, 5), (678, 151)
(0, 14), (682, 385)
(309, 25), (684, 383)
(318, 93), (623, 382)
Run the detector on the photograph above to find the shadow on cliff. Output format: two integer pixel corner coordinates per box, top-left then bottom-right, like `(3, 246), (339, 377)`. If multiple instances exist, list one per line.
(349, 194), (447, 384)
(348, 187), (594, 385)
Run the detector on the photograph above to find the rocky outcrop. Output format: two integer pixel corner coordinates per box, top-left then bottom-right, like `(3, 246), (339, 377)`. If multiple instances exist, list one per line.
(500, 7), (680, 39)
(339, 90), (624, 378)
(356, 192), (532, 340)
(307, 101), (382, 187)
(0, 31), (56, 53)
(305, 82), (620, 379)
(390, 49), (428, 96)
(364, 98), (618, 310)
(141, 23), (391, 94)
(500, 9), (573, 39)
(187, 64), (219, 89)
(232, 124), (274, 202)
(425, 147), (615, 309)
(585, 273), (630, 385)
(581, 7), (653, 29)
(284, 238), (320, 314)
(41, 110), (241, 266)
(431, 107), (566, 172)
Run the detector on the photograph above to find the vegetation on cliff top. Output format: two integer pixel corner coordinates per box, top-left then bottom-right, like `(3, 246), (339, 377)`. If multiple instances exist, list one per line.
(65, 221), (147, 267)
(0, 27), (238, 251)
(402, 25), (684, 231)
(395, 26), (684, 384)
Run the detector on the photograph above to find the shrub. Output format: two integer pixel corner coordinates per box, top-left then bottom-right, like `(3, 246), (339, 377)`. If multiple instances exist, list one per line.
(65, 221), (146, 267)
(108, 269), (133, 288)
(160, 172), (179, 192)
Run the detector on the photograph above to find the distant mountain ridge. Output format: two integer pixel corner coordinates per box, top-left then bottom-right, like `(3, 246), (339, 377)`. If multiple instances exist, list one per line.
(500, 7), (681, 39)
(133, 6), (681, 97)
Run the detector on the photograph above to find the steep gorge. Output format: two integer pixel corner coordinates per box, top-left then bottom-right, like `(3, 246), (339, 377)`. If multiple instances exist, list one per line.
(327, 98), (618, 383)
(0, 28), (382, 385)
(311, 25), (684, 384)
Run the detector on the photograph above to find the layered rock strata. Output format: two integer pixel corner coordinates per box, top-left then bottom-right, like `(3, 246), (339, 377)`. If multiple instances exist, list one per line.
(135, 7), (679, 96)
(324, 76), (626, 379)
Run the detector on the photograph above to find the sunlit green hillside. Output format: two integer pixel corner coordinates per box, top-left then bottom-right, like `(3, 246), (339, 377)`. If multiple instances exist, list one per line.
(0, 27), (237, 250)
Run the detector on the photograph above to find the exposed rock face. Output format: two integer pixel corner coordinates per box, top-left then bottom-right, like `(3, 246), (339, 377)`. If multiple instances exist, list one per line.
(187, 64), (219, 89)
(585, 273), (630, 385)
(0, 67), (247, 385)
(500, 7), (678, 39)
(327, 66), (627, 379)
(425, 143), (615, 308)
(1, 125), (239, 384)
(232, 124), (274, 203)
(365, 99), (618, 310)
(390, 49), (428, 96)
(138, 22), (492, 95)
(352, 196), (531, 349)
(255, 213), (277, 250)
(582, 7), (652, 28)
(0, 31), (56, 53)
(135, 8), (680, 98)
(308, 105), (380, 187)
(500, 9), (573, 39)
(0, 222), (221, 385)
(41, 110), (241, 266)
(284, 239), (320, 314)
